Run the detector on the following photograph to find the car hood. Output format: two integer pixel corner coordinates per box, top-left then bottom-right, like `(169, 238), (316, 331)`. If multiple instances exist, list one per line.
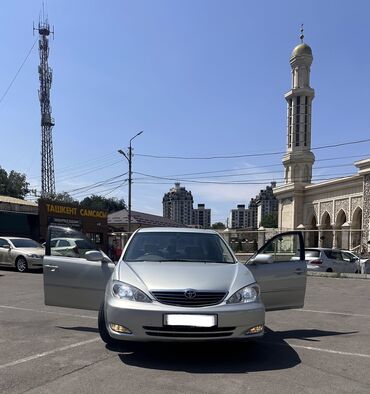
(118, 261), (256, 294)
(15, 247), (45, 256)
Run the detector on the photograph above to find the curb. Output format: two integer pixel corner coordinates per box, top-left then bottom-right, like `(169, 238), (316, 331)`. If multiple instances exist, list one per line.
(307, 271), (370, 280)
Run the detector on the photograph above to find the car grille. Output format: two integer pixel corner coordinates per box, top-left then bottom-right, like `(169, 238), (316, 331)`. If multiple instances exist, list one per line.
(151, 291), (227, 307)
(143, 326), (235, 338)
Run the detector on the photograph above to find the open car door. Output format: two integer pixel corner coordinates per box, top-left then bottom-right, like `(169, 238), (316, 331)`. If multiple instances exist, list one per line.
(43, 226), (115, 311)
(247, 231), (306, 311)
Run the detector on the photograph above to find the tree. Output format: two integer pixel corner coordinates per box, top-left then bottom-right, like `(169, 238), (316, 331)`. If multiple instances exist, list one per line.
(0, 167), (30, 199)
(49, 192), (78, 204)
(80, 195), (126, 213)
(212, 222), (226, 230)
(260, 212), (278, 228)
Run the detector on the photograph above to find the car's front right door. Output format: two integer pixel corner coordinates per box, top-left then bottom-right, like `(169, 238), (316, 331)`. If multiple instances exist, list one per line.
(247, 231), (307, 311)
(43, 226), (115, 311)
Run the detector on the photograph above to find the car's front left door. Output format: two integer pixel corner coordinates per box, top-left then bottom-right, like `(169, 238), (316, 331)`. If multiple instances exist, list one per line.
(247, 231), (306, 311)
(43, 226), (115, 311)
(0, 238), (12, 265)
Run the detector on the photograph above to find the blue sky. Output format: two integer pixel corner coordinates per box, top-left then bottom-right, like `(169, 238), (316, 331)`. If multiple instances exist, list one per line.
(1, 0), (370, 223)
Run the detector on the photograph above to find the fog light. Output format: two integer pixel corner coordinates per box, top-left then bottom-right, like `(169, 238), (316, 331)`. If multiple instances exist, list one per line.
(246, 325), (264, 335)
(110, 323), (132, 334)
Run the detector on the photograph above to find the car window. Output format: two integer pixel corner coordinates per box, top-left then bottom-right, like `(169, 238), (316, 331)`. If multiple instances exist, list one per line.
(305, 249), (320, 258)
(342, 252), (357, 262)
(10, 239), (42, 248)
(124, 232), (235, 263)
(48, 227), (98, 258)
(324, 250), (343, 260)
(50, 239), (57, 247)
(58, 240), (70, 247)
(0, 238), (9, 247)
(252, 233), (302, 263)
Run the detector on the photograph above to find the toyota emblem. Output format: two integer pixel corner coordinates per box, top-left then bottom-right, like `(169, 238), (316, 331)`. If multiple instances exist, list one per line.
(184, 289), (197, 299)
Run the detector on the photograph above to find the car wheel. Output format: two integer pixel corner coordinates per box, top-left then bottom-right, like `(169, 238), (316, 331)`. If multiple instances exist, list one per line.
(98, 303), (119, 347)
(326, 268), (333, 273)
(15, 257), (28, 273)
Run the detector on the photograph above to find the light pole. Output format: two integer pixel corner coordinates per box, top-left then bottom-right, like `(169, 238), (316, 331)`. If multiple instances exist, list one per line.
(118, 130), (143, 234)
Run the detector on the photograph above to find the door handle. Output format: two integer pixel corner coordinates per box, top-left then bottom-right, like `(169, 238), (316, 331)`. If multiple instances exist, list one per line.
(44, 264), (59, 271)
(295, 268), (303, 275)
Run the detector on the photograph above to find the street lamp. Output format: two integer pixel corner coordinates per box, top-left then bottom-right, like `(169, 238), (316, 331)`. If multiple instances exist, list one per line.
(118, 130), (143, 234)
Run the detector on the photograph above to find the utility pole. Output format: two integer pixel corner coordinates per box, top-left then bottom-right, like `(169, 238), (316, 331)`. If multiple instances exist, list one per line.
(34, 7), (56, 198)
(118, 131), (143, 233)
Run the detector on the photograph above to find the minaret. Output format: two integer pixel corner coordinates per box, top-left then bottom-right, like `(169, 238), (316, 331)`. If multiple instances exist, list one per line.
(283, 26), (315, 184)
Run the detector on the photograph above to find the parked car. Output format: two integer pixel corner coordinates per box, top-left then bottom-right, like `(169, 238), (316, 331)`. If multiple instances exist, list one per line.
(341, 250), (369, 274)
(43, 226), (307, 346)
(305, 248), (358, 273)
(0, 237), (44, 272)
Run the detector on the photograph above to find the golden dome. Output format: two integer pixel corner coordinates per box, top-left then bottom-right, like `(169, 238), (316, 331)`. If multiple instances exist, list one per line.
(292, 43), (312, 57)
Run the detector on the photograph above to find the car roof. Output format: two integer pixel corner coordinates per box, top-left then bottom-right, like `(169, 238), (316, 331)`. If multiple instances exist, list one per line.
(136, 227), (218, 235)
(1, 236), (32, 240)
(305, 247), (342, 252)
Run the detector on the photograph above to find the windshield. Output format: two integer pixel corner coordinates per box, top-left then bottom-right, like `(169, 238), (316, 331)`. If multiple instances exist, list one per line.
(124, 232), (235, 263)
(10, 239), (41, 248)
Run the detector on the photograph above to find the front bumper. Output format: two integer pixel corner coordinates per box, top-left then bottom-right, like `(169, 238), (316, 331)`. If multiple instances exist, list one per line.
(27, 256), (44, 269)
(105, 296), (265, 342)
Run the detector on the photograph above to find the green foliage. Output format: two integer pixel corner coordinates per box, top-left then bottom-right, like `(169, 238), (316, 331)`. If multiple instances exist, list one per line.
(260, 212), (278, 228)
(211, 222), (226, 230)
(80, 195), (126, 213)
(0, 167), (30, 199)
(49, 192), (78, 204)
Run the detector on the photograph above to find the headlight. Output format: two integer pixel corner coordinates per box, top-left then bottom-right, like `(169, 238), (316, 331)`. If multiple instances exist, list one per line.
(112, 281), (152, 303)
(227, 284), (260, 304)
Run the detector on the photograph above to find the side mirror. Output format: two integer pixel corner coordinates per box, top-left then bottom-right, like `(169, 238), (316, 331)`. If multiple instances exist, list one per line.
(248, 253), (274, 265)
(85, 250), (104, 262)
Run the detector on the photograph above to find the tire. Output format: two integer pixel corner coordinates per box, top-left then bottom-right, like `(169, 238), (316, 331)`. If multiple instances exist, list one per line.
(15, 257), (28, 273)
(326, 268), (333, 273)
(98, 303), (118, 346)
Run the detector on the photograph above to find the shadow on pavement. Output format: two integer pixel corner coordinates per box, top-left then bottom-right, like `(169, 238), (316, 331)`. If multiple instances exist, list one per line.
(112, 327), (355, 373)
(57, 326), (99, 334)
(0, 267), (42, 274)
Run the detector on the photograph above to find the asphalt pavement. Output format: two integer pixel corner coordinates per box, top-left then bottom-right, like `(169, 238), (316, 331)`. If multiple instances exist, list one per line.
(0, 268), (369, 393)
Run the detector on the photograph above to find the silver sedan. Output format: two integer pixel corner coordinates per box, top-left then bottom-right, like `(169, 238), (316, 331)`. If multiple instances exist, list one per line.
(0, 237), (44, 272)
(43, 226), (307, 345)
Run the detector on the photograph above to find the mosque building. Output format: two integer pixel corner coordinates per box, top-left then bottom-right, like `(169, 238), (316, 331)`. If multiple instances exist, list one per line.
(274, 31), (370, 252)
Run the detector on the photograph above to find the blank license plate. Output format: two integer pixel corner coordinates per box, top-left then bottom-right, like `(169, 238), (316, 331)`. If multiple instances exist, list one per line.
(164, 314), (217, 327)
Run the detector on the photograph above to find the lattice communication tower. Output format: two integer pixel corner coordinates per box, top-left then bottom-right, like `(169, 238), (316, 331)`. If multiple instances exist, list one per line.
(34, 15), (55, 197)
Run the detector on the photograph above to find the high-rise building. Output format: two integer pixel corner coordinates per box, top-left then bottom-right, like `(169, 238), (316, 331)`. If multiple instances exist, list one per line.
(162, 183), (193, 225)
(228, 183), (278, 229)
(256, 182), (278, 226)
(229, 204), (251, 229)
(192, 203), (211, 228)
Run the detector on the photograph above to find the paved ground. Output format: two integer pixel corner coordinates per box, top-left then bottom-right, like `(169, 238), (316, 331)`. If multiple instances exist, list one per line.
(0, 268), (369, 394)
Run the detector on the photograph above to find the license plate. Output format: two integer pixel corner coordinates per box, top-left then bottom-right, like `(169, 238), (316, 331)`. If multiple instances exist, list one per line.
(164, 314), (217, 327)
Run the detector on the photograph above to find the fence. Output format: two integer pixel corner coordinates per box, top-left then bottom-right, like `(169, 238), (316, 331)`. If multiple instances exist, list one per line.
(218, 228), (370, 255)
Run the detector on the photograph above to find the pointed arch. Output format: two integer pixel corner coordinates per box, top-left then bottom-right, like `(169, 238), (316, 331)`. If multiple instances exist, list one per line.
(351, 207), (363, 249)
(321, 211), (333, 248)
(335, 209), (347, 249)
(308, 213), (318, 247)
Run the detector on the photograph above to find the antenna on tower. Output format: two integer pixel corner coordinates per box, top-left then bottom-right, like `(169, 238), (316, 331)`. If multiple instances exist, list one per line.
(300, 24), (304, 43)
(34, 7), (56, 198)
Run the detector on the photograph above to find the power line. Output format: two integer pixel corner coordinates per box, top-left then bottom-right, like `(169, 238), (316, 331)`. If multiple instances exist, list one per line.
(135, 138), (370, 160)
(134, 163), (355, 181)
(0, 39), (38, 106)
(133, 172), (355, 185)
